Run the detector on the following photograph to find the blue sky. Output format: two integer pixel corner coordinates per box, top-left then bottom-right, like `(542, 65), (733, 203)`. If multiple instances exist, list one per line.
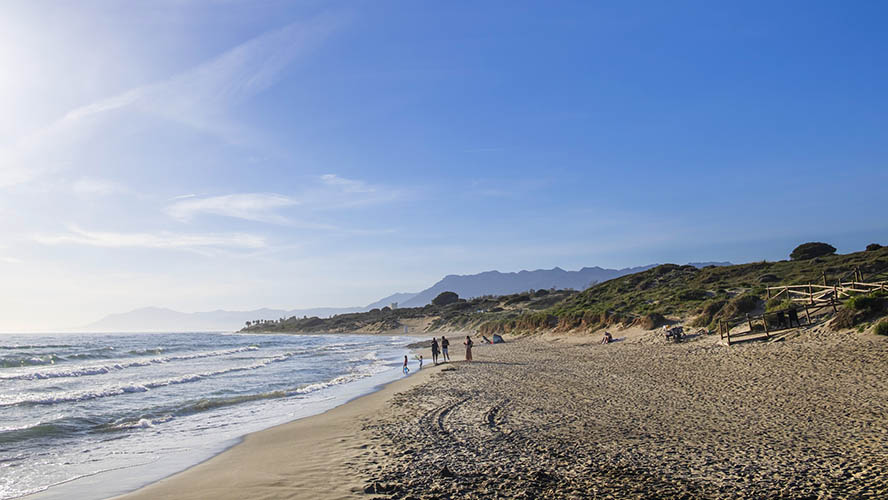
(1, 1), (886, 330)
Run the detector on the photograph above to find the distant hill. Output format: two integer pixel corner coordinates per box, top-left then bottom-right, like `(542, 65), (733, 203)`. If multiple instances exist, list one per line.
(399, 265), (656, 308)
(81, 262), (733, 332)
(81, 306), (364, 332)
(365, 292), (419, 310)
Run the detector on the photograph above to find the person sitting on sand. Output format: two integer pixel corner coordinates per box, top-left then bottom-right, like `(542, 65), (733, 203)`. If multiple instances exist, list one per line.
(464, 335), (473, 361)
(441, 336), (450, 362)
(431, 338), (440, 365)
(601, 331), (613, 344)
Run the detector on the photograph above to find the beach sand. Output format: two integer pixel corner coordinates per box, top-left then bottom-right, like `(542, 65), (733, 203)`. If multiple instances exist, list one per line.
(118, 329), (888, 499)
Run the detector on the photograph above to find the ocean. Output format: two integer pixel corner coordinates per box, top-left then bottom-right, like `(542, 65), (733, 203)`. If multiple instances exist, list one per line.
(0, 332), (413, 500)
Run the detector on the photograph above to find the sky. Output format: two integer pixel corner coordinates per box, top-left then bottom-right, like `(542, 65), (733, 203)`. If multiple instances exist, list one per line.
(1, 0), (887, 331)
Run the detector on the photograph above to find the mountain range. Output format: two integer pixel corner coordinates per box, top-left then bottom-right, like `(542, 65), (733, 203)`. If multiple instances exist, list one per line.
(81, 262), (731, 332)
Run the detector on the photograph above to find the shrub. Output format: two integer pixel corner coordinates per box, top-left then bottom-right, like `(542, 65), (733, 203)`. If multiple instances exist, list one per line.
(766, 298), (793, 312)
(790, 242), (836, 261)
(846, 293), (886, 313)
(504, 294), (531, 305)
(726, 294), (760, 315)
(691, 299), (727, 327)
(866, 243), (883, 252)
(432, 291), (459, 306)
(875, 320), (888, 336)
(678, 289), (708, 301)
(634, 312), (666, 330)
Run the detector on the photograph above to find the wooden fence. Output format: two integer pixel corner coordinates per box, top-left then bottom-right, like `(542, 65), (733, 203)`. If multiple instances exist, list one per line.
(716, 270), (887, 345)
(766, 281), (888, 309)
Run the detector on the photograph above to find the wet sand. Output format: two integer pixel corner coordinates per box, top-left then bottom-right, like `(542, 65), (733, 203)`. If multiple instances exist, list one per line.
(118, 330), (888, 499)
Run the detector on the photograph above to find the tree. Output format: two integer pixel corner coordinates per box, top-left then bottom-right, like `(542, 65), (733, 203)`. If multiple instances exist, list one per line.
(432, 291), (459, 306)
(866, 243), (883, 251)
(245, 321), (251, 327)
(790, 242), (836, 261)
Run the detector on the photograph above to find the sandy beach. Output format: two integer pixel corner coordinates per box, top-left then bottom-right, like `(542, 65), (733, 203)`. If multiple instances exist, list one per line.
(116, 328), (888, 499)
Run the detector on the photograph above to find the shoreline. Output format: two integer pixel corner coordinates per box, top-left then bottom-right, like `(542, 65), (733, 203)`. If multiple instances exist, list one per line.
(25, 325), (888, 499)
(109, 340), (445, 500)
(13, 332), (441, 500)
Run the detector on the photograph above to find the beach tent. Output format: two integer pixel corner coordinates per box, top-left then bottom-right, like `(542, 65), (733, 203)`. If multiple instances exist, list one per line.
(492, 334), (505, 344)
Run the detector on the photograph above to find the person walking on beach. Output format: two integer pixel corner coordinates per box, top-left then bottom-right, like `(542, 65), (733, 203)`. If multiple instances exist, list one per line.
(431, 338), (440, 365)
(441, 336), (450, 362)
(403, 355), (409, 374)
(464, 335), (473, 362)
(419, 355), (423, 369)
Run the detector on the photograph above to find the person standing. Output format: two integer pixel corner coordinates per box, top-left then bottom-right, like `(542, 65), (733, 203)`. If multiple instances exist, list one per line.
(441, 336), (450, 362)
(431, 338), (440, 365)
(464, 335), (473, 362)
(403, 355), (409, 374)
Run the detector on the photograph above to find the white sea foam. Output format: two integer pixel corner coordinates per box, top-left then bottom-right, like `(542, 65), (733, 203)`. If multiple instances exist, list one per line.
(0, 332), (411, 500)
(0, 345), (263, 381)
(0, 352), (300, 407)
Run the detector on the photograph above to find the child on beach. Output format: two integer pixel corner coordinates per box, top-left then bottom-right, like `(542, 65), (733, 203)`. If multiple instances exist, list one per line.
(403, 355), (409, 374)
(419, 355), (423, 369)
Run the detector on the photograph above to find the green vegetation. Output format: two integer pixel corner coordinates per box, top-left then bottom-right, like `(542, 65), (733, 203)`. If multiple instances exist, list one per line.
(867, 243), (883, 252)
(241, 289), (578, 334)
(790, 242), (836, 261)
(875, 320), (888, 336)
(846, 294), (884, 313)
(431, 291), (459, 306)
(830, 290), (888, 330)
(765, 298), (793, 312)
(241, 245), (888, 336)
(481, 246), (888, 334)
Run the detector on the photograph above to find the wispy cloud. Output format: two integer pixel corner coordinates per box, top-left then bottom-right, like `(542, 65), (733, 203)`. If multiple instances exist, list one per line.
(166, 193), (300, 224)
(165, 174), (407, 226)
(33, 226), (266, 250)
(320, 174), (375, 193)
(72, 177), (125, 196)
(309, 173), (406, 209)
(0, 12), (349, 188)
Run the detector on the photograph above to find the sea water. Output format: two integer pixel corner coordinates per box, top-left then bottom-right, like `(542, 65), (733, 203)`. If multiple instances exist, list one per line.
(0, 332), (412, 500)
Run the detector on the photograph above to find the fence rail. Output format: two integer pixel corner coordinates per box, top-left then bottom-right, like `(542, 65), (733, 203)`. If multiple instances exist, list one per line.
(718, 265), (887, 345)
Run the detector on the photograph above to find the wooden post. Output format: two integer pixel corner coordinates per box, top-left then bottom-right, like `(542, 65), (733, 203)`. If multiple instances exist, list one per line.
(763, 315), (770, 337)
(747, 313), (753, 332)
(822, 272), (827, 286)
(767, 288), (771, 299)
(726, 322), (731, 345)
(809, 284), (814, 305)
(804, 305), (811, 324)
